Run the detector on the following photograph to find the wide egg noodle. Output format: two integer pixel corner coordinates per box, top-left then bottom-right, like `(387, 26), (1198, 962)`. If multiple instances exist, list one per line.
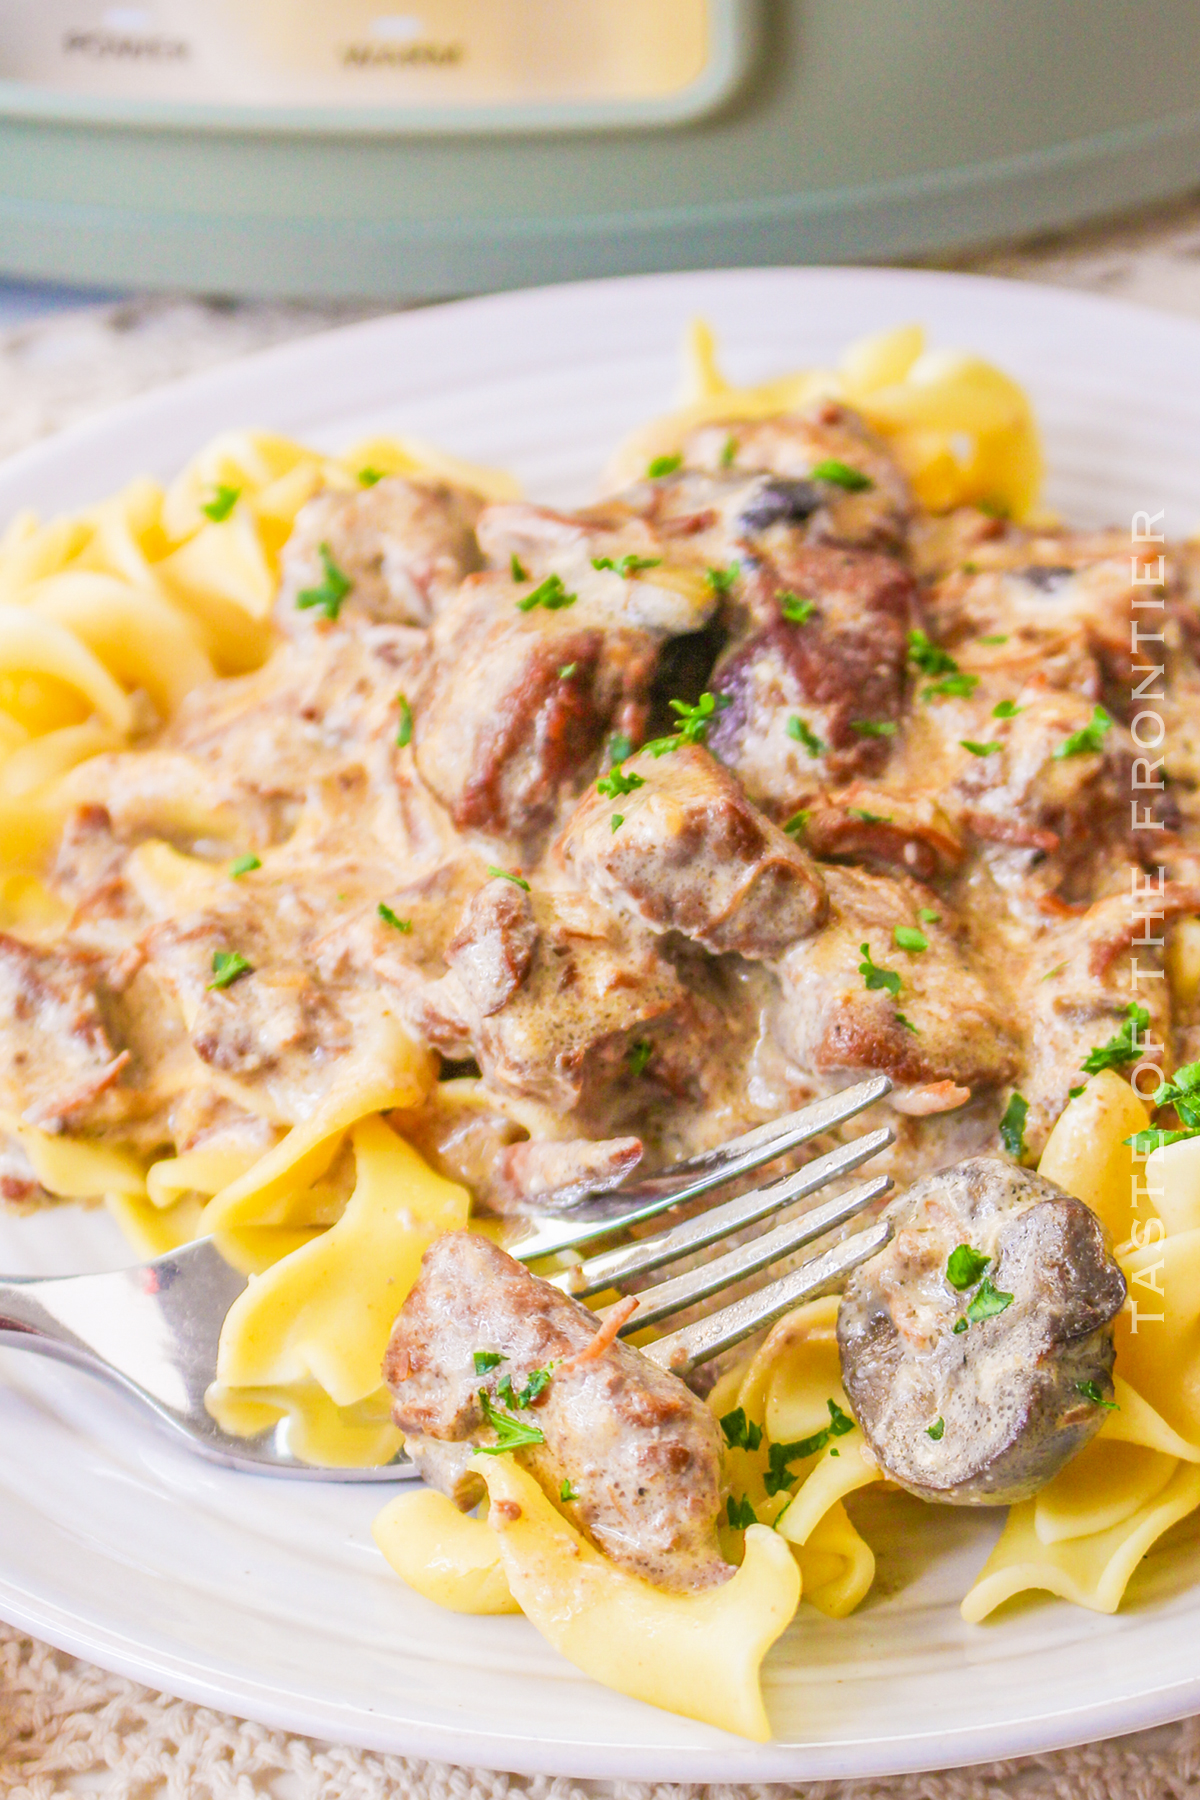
(963, 1074), (1200, 1619)
(373, 1489), (521, 1615)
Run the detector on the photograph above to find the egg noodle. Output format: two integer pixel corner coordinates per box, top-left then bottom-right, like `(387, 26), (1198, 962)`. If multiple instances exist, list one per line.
(1, 324), (1192, 1741)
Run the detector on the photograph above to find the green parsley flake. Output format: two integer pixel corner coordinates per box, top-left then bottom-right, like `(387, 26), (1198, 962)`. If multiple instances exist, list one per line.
(1076, 1379), (1117, 1410)
(720, 1407), (764, 1452)
(720, 435), (737, 468)
(894, 1012), (920, 1034)
(783, 810), (810, 837)
(474, 1351), (505, 1374)
(357, 466), (386, 487)
(992, 699), (1023, 719)
(475, 1391), (546, 1454)
(946, 1243), (990, 1291)
(627, 1039), (653, 1077)
(229, 854), (261, 879)
(907, 628), (958, 679)
(611, 813), (624, 833)
(296, 542), (353, 620)
(1054, 705), (1113, 759)
(979, 632), (1009, 644)
(1128, 1127), (1200, 1155)
(788, 715), (825, 756)
(961, 740), (1003, 757)
(966, 1274), (1015, 1324)
(608, 732), (633, 766)
(850, 719), (897, 737)
(516, 573), (576, 613)
(647, 453), (683, 479)
(1068, 1084), (1085, 1099)
(597, 767), (645, 799)
(1125, 1059), (1200, 1154)
(201, 484), (240, 523)
(918, 908), (941, 924)
(828, 1399), (854, 1437)
(396, 693), (413, 748)
(926, 1417), (946, 1440)
(780, 592), (816, 624)
(893, 925), (928, 953)
(849, 808), (891, 823)
(859, 942), (901, 999)
(810, 457), (873, 491)
(953, 1318), (969, 1334)
(1082, 1002), (1150, 1075)
(560, 1478), (580, 1503)
(487, 866), (531, 891)
(497, 1367), (553, 1410)
(726, 1494), (758, 1529)
(591, 553), (662, 578)
(706, 563), (740, 594)
(208, 950), (252, 990)
(763, 1401), (853, 1494)
(510, 552), (529, 583)
(999, 1091), (1028, 1159)
(644, 691), (730, 757)
(378, 903), (413, 934)
(558, 662), (577, 680)
(925, 672), (980, 700)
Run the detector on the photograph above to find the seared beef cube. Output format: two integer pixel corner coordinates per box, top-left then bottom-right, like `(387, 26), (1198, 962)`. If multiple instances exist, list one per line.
(278, 476), (482, 631)
(708, 546), (917, 800)
(773, 866), (1018, 1110)
(414, 573), (657, 847)
(800, 787), (964, 883)
(558, 743), (826, 959)
(384, 1230), (731, 1591)
(0, 934), (130, 1132)
(838, 1159), (1126, 1504)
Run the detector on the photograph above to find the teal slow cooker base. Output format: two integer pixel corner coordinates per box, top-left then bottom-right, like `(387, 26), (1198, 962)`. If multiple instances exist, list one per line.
(1, 0), (1198, 300)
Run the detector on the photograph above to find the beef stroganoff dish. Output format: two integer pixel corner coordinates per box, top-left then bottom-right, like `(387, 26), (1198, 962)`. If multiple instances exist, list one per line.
(3, 320), (1200, 1741)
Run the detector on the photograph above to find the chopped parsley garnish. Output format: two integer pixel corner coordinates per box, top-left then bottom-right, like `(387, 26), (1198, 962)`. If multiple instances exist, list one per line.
(1076, 1380), (1117, 1410)
(647, 453), (682, 479)
(560, 1478), (580, 1503)
(1054, 705), (1112, 759)
(953, 1318), (969, 1334)
(591, 553), (661, 578)
(497, 1367), (553, 1410)
(828, 1399), (854, 1436)
(925, 672), (980, 700)
(1068, 1084), (1085, 1099)
(296, 542), (353, 620)
(229, 853), (261, 878)
(1081, 1002), (1150, 1075)
(487, 866), (531, 891)
(918, 908), (941, 924)
(859, 942), (901, 999)
(850, 719), (897, 737)
(894, 1011), (920, 1034)
(849, 808), (891, 823)
(999, 1091), (1028, 1159)
(726, 1494), (758, 1529)
(608, 732), (633, 766)
(706, 562), (740, 594)
(202, 483), (240, 523)
(783, 811), (810, 838)
(966, 1274), (1015, 1324)
(208, 950), (252, 990)
(961, 740), (1002, 757)
(907, 628), (958, 679)
(475, 1391), (546, 1454)
(787, 715), (824, 756)
(474, 1351), (505, 1374)
(780, 592), (816, 624)
(396, 693), (413, 748)
(1128, 1127), (1200, 1155)
(893, 925), (928, 953)
(558, 662), (578, 679)
(979, 632), (1009, 645)
(510, 552), (529, 583)
(357, 466), (386, 487)
(644, 691), (729, 756)
(720, 1407), (764, 1452)
(611, 814), (624, 833)
(627, 1039), (653, 1076)
(945, 1244), (990, 1291)
(597, 767), (645, 799)
(763, 1400), (854, 1494)
(926, 1417), (945, 1440)
(720, 434), (737, 468)
(378, 903), (413, 933)
(1125, 1059), (1200, 1154)
(810, 458), (873, 491)
(516, 573), (576, 612)
(992, 699), (1023, 719)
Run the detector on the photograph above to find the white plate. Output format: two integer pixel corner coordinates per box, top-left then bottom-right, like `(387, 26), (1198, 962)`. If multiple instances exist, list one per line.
(2, 268), (1200, 1783)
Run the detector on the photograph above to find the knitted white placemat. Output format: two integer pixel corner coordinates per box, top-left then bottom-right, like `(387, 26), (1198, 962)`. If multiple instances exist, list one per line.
(4, 201), (1200, 1794)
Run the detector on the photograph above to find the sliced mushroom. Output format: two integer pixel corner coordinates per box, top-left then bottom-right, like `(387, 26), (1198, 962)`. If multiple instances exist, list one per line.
(837, 1157), (1126, 1505)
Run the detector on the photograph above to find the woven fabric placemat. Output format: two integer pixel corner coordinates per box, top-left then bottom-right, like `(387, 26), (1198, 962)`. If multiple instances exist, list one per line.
(3, 197), (1200, 1794)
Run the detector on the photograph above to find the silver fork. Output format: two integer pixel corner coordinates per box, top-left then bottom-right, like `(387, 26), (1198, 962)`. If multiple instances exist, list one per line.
(0, 1075), (894, 1478)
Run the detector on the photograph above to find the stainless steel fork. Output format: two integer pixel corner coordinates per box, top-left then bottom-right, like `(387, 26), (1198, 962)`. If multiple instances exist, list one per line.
(0, 1075), (894, 1477)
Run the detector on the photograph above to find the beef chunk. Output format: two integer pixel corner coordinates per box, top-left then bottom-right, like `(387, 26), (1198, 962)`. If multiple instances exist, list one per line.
(446, 876), (539, 1017)
(557, 743), (826, 959)
(384, 1231), (731, 1590)
(0, 934), (130, 1132)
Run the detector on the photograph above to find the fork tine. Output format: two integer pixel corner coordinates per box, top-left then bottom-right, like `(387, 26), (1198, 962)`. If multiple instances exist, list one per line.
(609, 1171), (890, 1333)
(641, 1216), (893, 1375)
(565, 1126), (893, 1299)
(512, 1074), (892, 1263)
